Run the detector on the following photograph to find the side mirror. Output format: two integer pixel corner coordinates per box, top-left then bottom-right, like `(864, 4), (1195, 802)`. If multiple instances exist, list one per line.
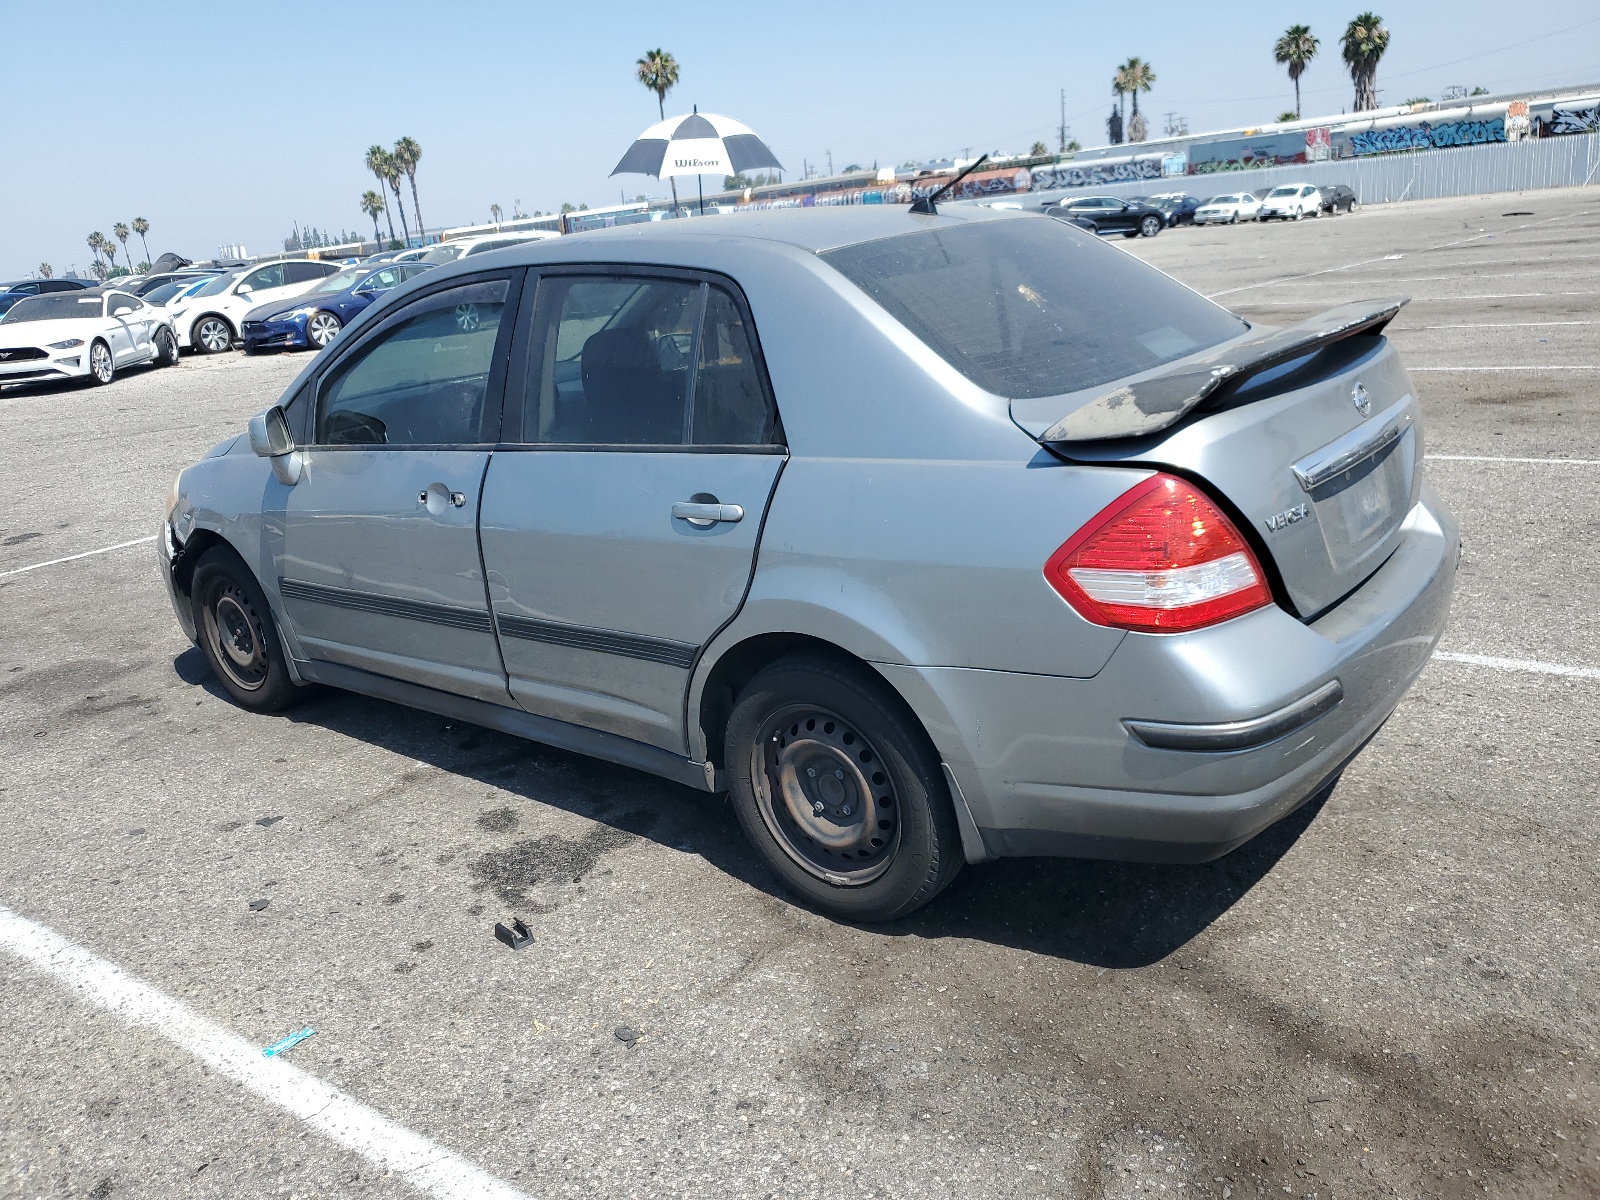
(248, 406), (301, 485)
(237, 283), (253, 294)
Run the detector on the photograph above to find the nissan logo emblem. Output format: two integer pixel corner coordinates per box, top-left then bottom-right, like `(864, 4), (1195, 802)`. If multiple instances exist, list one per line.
(1352, 381), (1372, 417)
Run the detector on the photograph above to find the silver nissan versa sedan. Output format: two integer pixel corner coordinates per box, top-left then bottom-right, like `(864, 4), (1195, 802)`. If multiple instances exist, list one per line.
(159, 205), (1457, 921)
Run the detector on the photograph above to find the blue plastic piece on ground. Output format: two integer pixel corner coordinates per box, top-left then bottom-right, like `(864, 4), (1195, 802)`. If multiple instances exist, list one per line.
(261, 1027), (316, 1058)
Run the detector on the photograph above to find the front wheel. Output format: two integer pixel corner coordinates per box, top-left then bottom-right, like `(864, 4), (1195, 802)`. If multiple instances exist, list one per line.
(87, 339), (114, 386)
(154, 327), (179, 366)
(306, 310), (342, 349)
(190, 547), (305, 712)
(724, 655), (963, 922)
(1139, 215), (1162, 237)
(192, 315), (233, 354)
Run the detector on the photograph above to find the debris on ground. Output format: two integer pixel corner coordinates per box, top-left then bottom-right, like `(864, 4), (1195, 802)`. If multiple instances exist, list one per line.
(247, 899), (270, 912)
(261, 1027), (315, 1058)
(255, 816), (284, 827)
(494, 918), (533, 949)
(615, 1025), (640, 1048)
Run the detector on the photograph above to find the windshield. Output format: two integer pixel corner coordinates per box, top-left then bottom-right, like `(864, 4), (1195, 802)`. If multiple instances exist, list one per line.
(189, 272), (238, 298)
(420, 244), (465, 264)
(1209, 195), (1238, 205)
(820, 218), (1246, 401)
(1267, 186), (1298, 198)
(143, 282), (190, 304)
(1, 294), (103, 323)
(308, 268), (364, 295)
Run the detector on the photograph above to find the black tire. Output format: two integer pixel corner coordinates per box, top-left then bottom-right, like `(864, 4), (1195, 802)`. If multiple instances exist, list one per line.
(1139, 214), (1162, 237)
(724, 654), (963, 922)
(1121, 228), (1141, 239)
(306, 310), (342, 349)
(154, 327), (179, 367)
(86, 339), (114, 386)
(191, 314), (233, 355)
(189, 546), (305, 712)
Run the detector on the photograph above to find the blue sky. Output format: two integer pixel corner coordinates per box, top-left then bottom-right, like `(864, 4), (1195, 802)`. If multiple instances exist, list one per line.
(2, 0), (1596, 277)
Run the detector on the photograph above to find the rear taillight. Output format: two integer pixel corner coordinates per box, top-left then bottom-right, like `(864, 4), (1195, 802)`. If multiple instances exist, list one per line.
(1045, 473), (1273, 632)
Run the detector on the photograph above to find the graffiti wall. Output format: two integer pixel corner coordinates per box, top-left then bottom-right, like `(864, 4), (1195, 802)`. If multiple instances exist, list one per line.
(1186, 132), (1307, 174)
(1030, 157), (1162, 189)
(1347, 117), (1506, 155)
(1549, 104), (1600, 135)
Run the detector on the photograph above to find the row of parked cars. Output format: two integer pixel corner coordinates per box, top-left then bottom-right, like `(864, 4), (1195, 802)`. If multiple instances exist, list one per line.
(1037, 182), (1359, 238)
(0, 229), (559, 388)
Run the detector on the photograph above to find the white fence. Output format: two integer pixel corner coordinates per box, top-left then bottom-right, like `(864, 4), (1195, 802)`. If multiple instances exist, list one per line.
(1013, 133), (1600, 209)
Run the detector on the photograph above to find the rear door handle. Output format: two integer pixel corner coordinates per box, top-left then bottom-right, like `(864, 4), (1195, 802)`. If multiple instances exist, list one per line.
(418, 487), (468, 508)
(672, 501), (744, 527)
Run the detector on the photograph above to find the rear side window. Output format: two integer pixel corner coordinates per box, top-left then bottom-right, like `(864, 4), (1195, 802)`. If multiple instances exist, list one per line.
(821, 219), (1245, 400)
(283, 261), (327, 284)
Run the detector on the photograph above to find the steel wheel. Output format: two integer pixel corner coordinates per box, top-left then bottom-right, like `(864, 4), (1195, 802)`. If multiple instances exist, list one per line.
(88, 340), (114, 385)
(454, 303), (480, 332)
(194, 316), (232, 354)
(200, 577), (269, 693)
(307, 311), (342, 348)
(752, 705), (902, 886)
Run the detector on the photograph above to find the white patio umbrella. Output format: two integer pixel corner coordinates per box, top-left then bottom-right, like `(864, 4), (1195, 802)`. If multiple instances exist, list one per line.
(611, 107), (784, 213)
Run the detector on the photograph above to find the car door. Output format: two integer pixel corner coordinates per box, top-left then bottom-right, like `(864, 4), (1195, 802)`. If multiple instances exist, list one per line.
(273, 272), (522, 702)
(479, 270), (785, 753)
(108, 293), (155, 358)
(102, 294), (140, 362)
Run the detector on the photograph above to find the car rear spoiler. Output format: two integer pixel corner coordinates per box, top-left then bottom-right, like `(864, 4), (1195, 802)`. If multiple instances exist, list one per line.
(1025, 297), (1408, 444)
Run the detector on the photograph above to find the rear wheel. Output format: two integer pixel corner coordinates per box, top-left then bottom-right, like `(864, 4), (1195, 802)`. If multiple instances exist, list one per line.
(190, 547), (305, 712)
(87, 339), (114, 385)
(724, 655), (963, 922)
(306, 310), (342, 349)
(154, 327), (179, 366)
(1139, 214), (1162, 237)
(192, 315), (233, 354)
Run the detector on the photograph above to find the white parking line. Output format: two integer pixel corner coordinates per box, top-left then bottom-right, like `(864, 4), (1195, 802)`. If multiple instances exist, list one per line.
(1427, 454), (1600, 464)
(1434, 651), (1600, 681)
(0, 903), (532, 1200)
(0, 536), (155, 579)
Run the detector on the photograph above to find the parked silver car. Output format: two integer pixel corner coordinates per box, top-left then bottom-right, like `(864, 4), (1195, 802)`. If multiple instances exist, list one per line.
(160, 207), (1457, 921)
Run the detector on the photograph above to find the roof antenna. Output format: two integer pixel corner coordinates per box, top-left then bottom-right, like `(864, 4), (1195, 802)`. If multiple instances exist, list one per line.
(909, 154), (989, 215)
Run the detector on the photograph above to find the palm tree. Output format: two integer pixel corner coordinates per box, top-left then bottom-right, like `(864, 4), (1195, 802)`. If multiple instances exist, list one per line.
(380, 153), (411, 246)
(490, 203), (503, 227)
(113, 223), (132, 272)
(1111, 65), (1129, 136)
(365, 144), (398, 245)
(359, 190), (386, 248)
(392, 136), (424, 240)
(1341, 12), (1389, 112)
(38, 262), (53, 279)
(1121, 57), (1156, 124)
(131, 217), (151, 266)
(1274, 25), (1320, 119)
(636, 48), (681, 211)
(86, 232), (106, 276)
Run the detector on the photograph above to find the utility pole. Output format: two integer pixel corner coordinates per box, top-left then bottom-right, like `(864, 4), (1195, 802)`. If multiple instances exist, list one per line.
(1059, 88), (1067, 154)
(827, 149), (833, 176)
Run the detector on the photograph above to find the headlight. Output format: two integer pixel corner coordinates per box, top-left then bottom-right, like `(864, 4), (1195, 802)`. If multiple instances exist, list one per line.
(47, 338), (85, 350)
(275, 308), (314, 323)
(166, 472), (183, 519)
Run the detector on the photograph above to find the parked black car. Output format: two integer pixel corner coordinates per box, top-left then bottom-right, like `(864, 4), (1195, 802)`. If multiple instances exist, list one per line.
(0, 278), (94, 295)
(1148, 195), (1204, 226)
(1044, 195), (1165, 238)
(1318, 184), (1359, 215)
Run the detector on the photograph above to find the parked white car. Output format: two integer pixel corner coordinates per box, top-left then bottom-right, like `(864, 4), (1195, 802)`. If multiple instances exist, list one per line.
(1258, 183), (1323, 221)
(0, 288), (178, 386)
(168, 260), (341, 354)
(419, 231), (558, 265)
(1193, 193), (1265, 224)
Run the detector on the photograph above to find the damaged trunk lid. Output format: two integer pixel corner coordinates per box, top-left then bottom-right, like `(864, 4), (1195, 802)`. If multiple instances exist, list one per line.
(1012, 304), (1422, 618)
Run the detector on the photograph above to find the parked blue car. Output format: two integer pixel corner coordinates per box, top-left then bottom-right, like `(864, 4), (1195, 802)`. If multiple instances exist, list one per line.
(240, 262), (434, 352)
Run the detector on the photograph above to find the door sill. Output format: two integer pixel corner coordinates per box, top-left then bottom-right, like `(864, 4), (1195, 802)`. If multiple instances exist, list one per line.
(296, 659), (717, 793)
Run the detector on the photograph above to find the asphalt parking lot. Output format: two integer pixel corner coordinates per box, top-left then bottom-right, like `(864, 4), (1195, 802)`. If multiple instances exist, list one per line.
(2, 187), (1597, 1200)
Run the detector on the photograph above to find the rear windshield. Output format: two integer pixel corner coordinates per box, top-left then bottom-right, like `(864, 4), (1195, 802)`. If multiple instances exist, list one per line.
(1, 294), (102, 322)
(820, 218), (1246, 400)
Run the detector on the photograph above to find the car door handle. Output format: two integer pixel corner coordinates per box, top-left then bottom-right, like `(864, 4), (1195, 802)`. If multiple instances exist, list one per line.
(672, 501), (744, 527)
(418, 488), (467, 508)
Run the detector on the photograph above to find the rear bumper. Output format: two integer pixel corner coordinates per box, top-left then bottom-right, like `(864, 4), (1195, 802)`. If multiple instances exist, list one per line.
(878, 482), (1458, 864)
